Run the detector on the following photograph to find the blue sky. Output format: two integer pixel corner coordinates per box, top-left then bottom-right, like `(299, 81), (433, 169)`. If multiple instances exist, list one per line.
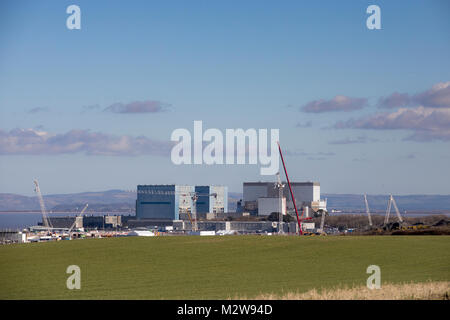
(1, 0), (449, 196)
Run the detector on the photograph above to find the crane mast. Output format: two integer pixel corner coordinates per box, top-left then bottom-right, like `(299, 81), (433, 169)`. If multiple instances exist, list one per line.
(384, 195), (392, 225)
(275, 172), (285, 234)
(191, 193), (199, 232)
(364, 193), (373, 227)
(391, 195), (403, 223)
(190, 192), (217, 232)
(319, 211), (326, 234)
(33, 179), (53, 229)
(68, 203), (88, 234)
(384, 194), (403, 225)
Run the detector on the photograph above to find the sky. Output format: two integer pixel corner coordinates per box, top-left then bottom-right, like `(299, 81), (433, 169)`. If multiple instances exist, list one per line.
(0, 0), (449, 196)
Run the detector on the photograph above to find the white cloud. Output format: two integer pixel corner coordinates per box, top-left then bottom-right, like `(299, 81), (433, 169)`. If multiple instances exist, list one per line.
(301, 95), (367, 113)
(377, 92), (410, 109)
(335, 107), (450, 142)
(104, 100), (170, 113)
(0, 128), (173, 156)
(329, 135), (378, 144)
(377, 81), (450, 109)
(414, 81), (450, 108)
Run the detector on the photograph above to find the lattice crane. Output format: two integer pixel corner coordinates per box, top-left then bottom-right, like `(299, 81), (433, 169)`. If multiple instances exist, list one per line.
(364, 193), (373, 227)
(319, 210), (326, 234)
(33, 179), (53, 229)
(274, 172), (285, 234)
(384, 194), (403, 225)
(68, 203), (88, 235)
(190, 192), (217, 232)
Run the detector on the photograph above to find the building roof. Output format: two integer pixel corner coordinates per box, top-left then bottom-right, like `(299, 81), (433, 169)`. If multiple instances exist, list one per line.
(244, 181), (320, 186)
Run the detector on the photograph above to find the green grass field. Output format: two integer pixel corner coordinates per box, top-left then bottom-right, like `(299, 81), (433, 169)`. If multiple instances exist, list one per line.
(0, 235), (449, 299)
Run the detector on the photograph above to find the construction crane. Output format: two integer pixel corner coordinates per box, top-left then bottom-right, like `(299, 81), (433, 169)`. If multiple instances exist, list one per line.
(68, 204), (88, 236)
(274, 172), (285, 234)
(277, 142), (312, 235)
(384, 194), (404, 225)
(183, 207), (195, 229)
(131, 189), (217, 232)
(364, 193), (373, 227)
(33, 179), (53, 229)
(190, 192), (217, 232)
(318, 210), (327, 234)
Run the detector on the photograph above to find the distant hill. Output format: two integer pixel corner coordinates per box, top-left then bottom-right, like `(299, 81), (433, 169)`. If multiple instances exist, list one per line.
(1, 191), (449, 212)
(227, 193), (450, 212)
(0, 190), (136, 212)
(324, 194), (450, 212)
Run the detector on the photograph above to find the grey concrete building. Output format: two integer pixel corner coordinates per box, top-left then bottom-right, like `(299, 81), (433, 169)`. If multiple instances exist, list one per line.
(243, 181), (326, 215)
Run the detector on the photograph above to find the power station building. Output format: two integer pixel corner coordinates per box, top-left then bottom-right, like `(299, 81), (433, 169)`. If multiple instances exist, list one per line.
(243, 181), (326, 215)
(194, 185), (228, 215)
(257, 197), (287, 216)
(136, 185), (228, 220)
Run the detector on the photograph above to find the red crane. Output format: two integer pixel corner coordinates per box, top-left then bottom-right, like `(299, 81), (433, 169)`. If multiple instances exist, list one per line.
(277, 141), (312, 235)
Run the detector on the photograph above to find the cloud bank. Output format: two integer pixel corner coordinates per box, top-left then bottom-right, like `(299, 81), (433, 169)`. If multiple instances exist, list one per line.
(296, 121), (312, 128)
(332, 82), (450, 142)
(28, 107), (49, 114)
(377, 82), (450, 109)
(335, 106), (450, 142)
(329, 135), (378, 145)
(301, 95), (367, 113)
(414, 82), (450, 108)
(104, 100), (170, 114)
(0, 128), (173, 156)
(283, 150), (335, 158)
(377, 92), (411, 109)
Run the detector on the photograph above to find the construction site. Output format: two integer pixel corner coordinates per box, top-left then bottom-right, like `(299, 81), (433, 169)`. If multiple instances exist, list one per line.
(1, 142), (448, 245)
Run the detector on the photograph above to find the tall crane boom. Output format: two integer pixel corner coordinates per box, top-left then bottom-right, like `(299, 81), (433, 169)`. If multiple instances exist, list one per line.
(277, 142), (312, 235)
(384, 194), (403, 225)
(33, 179), (53, 229)
(384, 195), (392, 225)
(190, 192), (217, 232)
(364, 193), (373, 227)
(68, 204), (88, 234)
(320, 212), (326, 233)
(391, 195), (403, 223)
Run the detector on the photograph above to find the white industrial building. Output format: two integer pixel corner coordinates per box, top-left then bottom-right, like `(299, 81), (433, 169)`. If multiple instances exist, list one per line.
(0, 231), (27, 244)
(301, 222), (316, 231)
(127, 230), (155, 237)
(243, 181), (326, 215)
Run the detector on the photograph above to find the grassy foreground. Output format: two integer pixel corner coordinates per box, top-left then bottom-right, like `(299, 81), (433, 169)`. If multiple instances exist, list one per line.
(0, 235), (449, 299)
